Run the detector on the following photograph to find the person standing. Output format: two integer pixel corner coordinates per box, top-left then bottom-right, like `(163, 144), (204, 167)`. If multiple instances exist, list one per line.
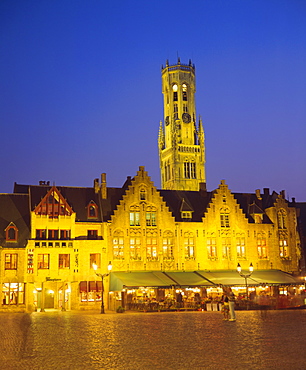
(228, 288), (236, 321)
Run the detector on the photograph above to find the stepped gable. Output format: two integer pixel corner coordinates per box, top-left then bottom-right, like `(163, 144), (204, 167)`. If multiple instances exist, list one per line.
(100, 176), (133, 222)
(158, 189), (213, 222)
(0, 193), (30, 247)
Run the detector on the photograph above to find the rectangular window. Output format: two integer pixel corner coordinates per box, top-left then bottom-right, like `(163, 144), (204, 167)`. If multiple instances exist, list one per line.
(207, 239), (217, 259)
(80, 281), (102, 302)
(279, 238), (289, 258)
(38, 254), (50, 269)
(184, 238), (194, 259)
(90, 253), (101, 268)
(130, 237), (141, 260)
(113, 237), (124, 259)
(257, 237), (267, 258)
(220, 214), (230, 228)
(162, 238), (173, 259)
(236, 237), (246, 258)
(60, 230), (70, 240)
(2, 283), (24, 305)
(5, 254), (18, 270)
(59, 254), (70, 269)
(36, 229), (46, 239)
(130, 212), (140, 226)
(48, 229), (59, 240)
(87, 230), (98, 240)
(146, 237), (157, 260)
(222, 238), (231, 259)
(146, 212), (156, 226)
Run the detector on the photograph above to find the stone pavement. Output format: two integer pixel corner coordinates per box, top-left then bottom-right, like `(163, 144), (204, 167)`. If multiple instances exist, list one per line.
(0, 309), (306, 369)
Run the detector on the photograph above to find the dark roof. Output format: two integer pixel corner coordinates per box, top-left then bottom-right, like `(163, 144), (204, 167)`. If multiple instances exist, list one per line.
(295, 202), (306, 235)
(0, 193), (30, 247)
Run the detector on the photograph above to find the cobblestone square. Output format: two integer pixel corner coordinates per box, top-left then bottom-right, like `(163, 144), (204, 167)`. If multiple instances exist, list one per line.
(1, 310), (306, 369)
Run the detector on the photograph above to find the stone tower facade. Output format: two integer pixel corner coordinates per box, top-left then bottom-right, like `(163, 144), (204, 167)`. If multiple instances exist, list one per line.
(158, 58), (206, 191)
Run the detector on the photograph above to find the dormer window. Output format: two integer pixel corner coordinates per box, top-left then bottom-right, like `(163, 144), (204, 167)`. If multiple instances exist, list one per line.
(5, 223), (18, 242)
(87, 201), (98, 219)
(34, 186), (72, 218)
(181, 211), (192, 219)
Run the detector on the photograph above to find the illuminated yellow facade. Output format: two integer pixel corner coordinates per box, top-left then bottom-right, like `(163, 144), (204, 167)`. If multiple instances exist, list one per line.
(0, 60), (304, 312)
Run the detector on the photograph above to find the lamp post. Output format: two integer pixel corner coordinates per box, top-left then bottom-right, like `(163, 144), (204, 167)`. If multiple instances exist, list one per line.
(93, 261), (112, 314)
(237, 263), (253, 308)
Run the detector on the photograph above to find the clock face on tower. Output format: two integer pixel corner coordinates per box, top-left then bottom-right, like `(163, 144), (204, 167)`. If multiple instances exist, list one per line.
(182, 113), (191, 123)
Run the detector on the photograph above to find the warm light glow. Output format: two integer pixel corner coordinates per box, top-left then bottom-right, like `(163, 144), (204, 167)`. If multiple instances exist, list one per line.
(92, 263), (98, 271)
(48, 290), (54, 294)
(108, 261), (113, 271)
(249, 263), (254, 272)
(237, 263), (242, 273)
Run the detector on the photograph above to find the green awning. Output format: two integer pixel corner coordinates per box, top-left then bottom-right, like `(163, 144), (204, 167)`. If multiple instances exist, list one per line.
(109, 271), (175, 291)
(198, 270), (301, 286)
(164, 271), (214, 287)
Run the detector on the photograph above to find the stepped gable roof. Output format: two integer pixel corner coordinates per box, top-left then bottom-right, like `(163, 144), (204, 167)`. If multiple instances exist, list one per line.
(14, 183), (102, 222)
(0, 193), (30, 247)
(158, 189), (213, 222)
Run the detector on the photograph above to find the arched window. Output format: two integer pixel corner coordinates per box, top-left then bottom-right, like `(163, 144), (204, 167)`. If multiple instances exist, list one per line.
(129, 206), (140, 226)
(146, 232), (158, 261)
(140, 188), (146, 201)
(87, 201), (98, 219)
(182, 83), (187, 101)
(5, 223), (18, 242)
(257, 233), (267, 258)
(146, 206), (156, 227)
(277, 209), (287, 229)
(113, 230), (124, 260)
(207, 234), (217, 259)
(162, 231), (174, 259)
(184, 232), (194, 259)
(173, 84), (178, 101)
(236, 234), (246, 258)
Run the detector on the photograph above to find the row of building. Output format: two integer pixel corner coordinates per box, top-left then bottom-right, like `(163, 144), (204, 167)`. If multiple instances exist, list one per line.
(1, 59), (305, 312)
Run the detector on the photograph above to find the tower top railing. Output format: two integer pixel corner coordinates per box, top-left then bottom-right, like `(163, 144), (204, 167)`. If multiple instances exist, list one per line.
(161, 58), (195, 74)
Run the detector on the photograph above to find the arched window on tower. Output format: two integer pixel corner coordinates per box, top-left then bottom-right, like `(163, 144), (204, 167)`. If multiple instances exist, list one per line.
(182, 84), (188, 101)
(173, 84), (178, 101)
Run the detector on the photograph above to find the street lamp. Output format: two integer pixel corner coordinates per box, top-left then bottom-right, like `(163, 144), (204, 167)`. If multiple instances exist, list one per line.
(237, 263), (253, 305)
(93, 261), (112, 314)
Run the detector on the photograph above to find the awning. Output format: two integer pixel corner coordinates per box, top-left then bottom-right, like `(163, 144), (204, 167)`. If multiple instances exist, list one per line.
(109, 271), (175, 291)
(109, 270), (302, 291)
(198, 270), (301, 286)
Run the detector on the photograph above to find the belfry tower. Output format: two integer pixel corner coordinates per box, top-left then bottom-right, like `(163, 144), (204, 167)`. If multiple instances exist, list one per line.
(158, 59), (206, 191)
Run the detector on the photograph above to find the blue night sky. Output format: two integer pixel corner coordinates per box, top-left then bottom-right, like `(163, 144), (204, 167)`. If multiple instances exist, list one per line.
(1, 0), (306, 201)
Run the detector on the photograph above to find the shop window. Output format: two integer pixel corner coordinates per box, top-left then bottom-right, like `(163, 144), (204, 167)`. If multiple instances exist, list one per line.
(5, 254), (18, 270)
(5, 223), (18, 242)
(90, 253), (101, 268)
(59, 254), (70, 269)
(38, 254), (50, 269)
(79, 281), (102, 302)
(2, 283), (24, 305)
(87, 230), (98, 240)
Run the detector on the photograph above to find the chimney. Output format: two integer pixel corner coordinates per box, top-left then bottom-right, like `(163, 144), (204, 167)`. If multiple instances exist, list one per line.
(255, 189), (262, 200)
(280, 190), (285, 199)
(94, 178), (99, 194)
(199, 182), (207, 193)
(263, 188), (269, 196)
(101, 173), (107, 199)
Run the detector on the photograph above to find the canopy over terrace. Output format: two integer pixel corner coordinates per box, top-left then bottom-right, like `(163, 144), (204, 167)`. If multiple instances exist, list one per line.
(109, 270), (301, 291)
